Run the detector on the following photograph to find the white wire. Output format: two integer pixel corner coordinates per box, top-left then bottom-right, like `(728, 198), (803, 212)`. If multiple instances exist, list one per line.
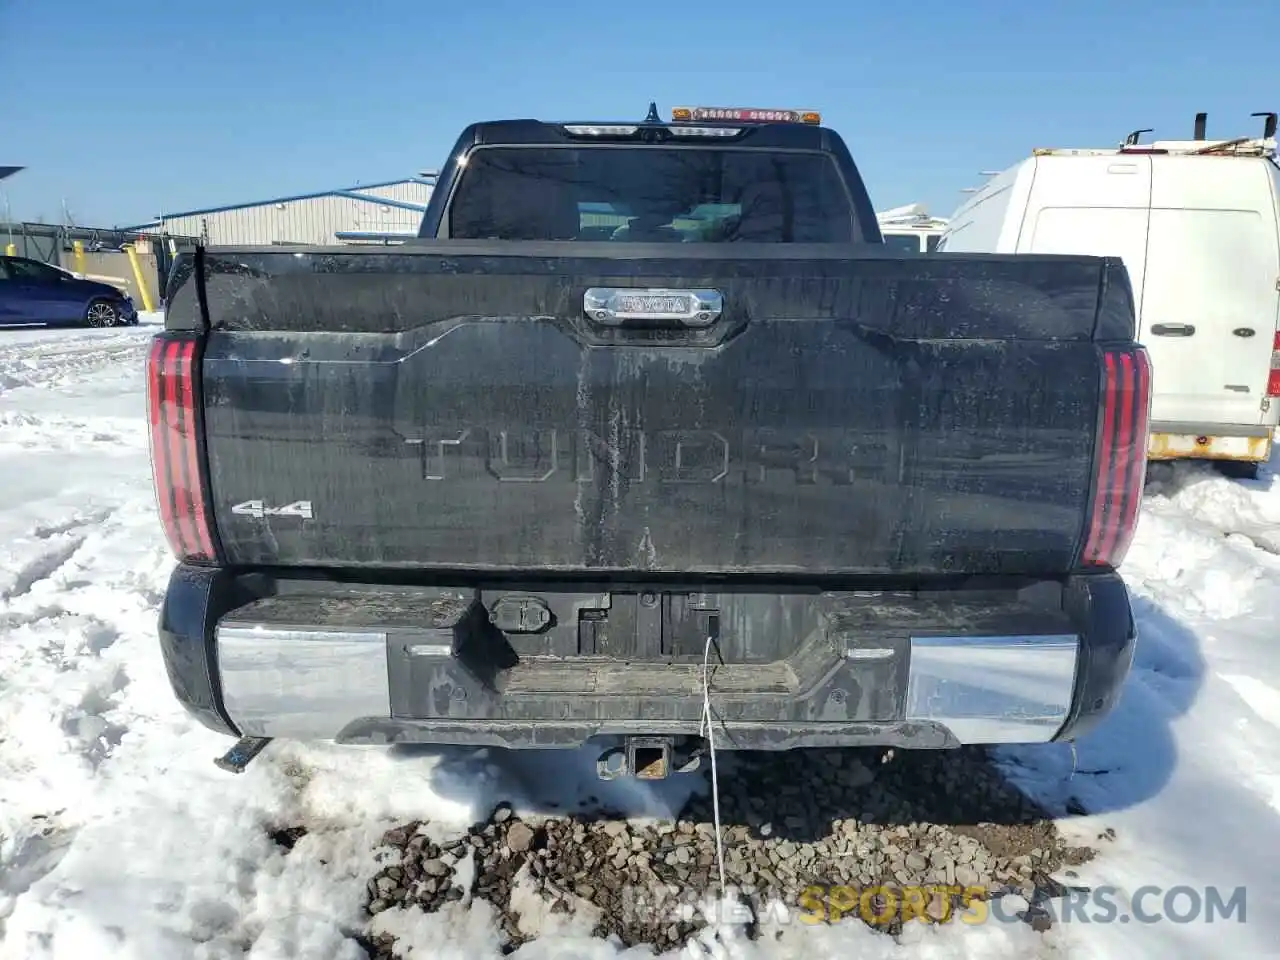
(700, 632), (727, 899)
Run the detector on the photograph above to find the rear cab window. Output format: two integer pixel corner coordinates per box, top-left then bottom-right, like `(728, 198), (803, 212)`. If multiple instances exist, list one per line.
(445, 146), (860, 242)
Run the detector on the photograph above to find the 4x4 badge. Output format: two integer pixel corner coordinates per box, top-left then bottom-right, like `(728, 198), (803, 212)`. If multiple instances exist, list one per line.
(230, 499), (313, 520)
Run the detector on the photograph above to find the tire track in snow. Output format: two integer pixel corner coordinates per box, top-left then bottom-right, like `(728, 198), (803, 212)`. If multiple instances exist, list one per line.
(32, 509), (114, 540)
(0, 332), (151, 396)
(0, 411), (145, 454)
(0, 819), (76, 933)
(0, 323), (165, 937)
(1, 505), (135, 752)
(0, 508), (120, 603)
(0, 498), (163, 934)
(0, 537), (87, 602)
(0, 606), (66, 632)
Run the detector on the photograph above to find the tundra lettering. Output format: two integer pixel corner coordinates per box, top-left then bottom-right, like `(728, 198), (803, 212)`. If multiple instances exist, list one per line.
(403, 427), (890, 484)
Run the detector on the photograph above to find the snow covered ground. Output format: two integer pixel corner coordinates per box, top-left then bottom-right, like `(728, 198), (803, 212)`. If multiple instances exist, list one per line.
(0, 318), (1277, 959)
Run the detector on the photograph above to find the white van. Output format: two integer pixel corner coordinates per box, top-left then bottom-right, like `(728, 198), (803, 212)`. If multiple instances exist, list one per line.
(938, 114), (1280, 477)
(877, 203), (947, 253)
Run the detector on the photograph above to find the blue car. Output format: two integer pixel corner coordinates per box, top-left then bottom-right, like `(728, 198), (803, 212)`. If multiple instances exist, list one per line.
(0, 256), (139, 327)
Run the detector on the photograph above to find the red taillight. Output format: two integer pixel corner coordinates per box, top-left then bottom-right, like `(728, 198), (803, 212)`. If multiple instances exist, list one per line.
(146, 335), (216, 563)
(1268, 331), (1280, 398)
(1081, 346), (1151, 568)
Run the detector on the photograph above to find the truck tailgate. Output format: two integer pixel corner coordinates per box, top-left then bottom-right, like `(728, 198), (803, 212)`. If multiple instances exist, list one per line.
(167, 244), (1132, 576)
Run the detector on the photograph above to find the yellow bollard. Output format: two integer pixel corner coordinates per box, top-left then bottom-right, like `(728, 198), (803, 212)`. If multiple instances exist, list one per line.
(73, 239), (86, 276)
(123, 244), (157, 312)
(4, 242), (15, 256)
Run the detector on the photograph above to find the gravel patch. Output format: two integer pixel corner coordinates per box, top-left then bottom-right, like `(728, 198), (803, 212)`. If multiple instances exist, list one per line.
(358, 747), (1097, 957)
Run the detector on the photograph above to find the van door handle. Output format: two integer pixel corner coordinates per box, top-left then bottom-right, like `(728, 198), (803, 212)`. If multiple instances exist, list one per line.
(1150, 323), (1196, 337)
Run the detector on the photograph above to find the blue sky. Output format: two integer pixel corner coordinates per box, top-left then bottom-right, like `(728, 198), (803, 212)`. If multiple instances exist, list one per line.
(1, 0), (1275, 228)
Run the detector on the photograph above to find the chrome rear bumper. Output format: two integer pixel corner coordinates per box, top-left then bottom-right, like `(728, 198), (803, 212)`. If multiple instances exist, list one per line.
(159, 568), (1134, 751)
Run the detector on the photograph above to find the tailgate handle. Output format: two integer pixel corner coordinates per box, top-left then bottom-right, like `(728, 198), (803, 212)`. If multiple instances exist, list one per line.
(1150, 323), (1196, 337)
(584, 287), (723, 327)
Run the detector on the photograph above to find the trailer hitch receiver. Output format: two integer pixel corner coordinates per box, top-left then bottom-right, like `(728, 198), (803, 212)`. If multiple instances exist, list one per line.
(596, 736), (704, 780)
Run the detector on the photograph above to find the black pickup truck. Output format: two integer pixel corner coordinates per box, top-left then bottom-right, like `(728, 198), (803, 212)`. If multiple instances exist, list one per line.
(149, 105), (1151, 778)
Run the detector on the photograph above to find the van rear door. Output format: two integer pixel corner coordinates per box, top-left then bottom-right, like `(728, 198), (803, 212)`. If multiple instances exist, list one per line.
(1141, 156), (1280, 427)
(1019, 155), (1154, 313)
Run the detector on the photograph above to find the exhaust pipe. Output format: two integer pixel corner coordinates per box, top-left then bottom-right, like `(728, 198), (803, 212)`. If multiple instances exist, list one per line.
(1194, 112), (1207, 140)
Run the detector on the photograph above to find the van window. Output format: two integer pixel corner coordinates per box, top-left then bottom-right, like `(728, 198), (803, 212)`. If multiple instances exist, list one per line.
(881, 233), (922, 253)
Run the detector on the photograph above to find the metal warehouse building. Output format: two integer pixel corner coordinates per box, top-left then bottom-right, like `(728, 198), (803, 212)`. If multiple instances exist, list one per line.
(126, 176), (435, 246)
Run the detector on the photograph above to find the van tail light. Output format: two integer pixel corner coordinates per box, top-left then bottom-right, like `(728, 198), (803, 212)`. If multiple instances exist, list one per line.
(1080, 346), (1152, 569)
(146, 334), (217, 563)
(1268, 331), (1280, 397)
